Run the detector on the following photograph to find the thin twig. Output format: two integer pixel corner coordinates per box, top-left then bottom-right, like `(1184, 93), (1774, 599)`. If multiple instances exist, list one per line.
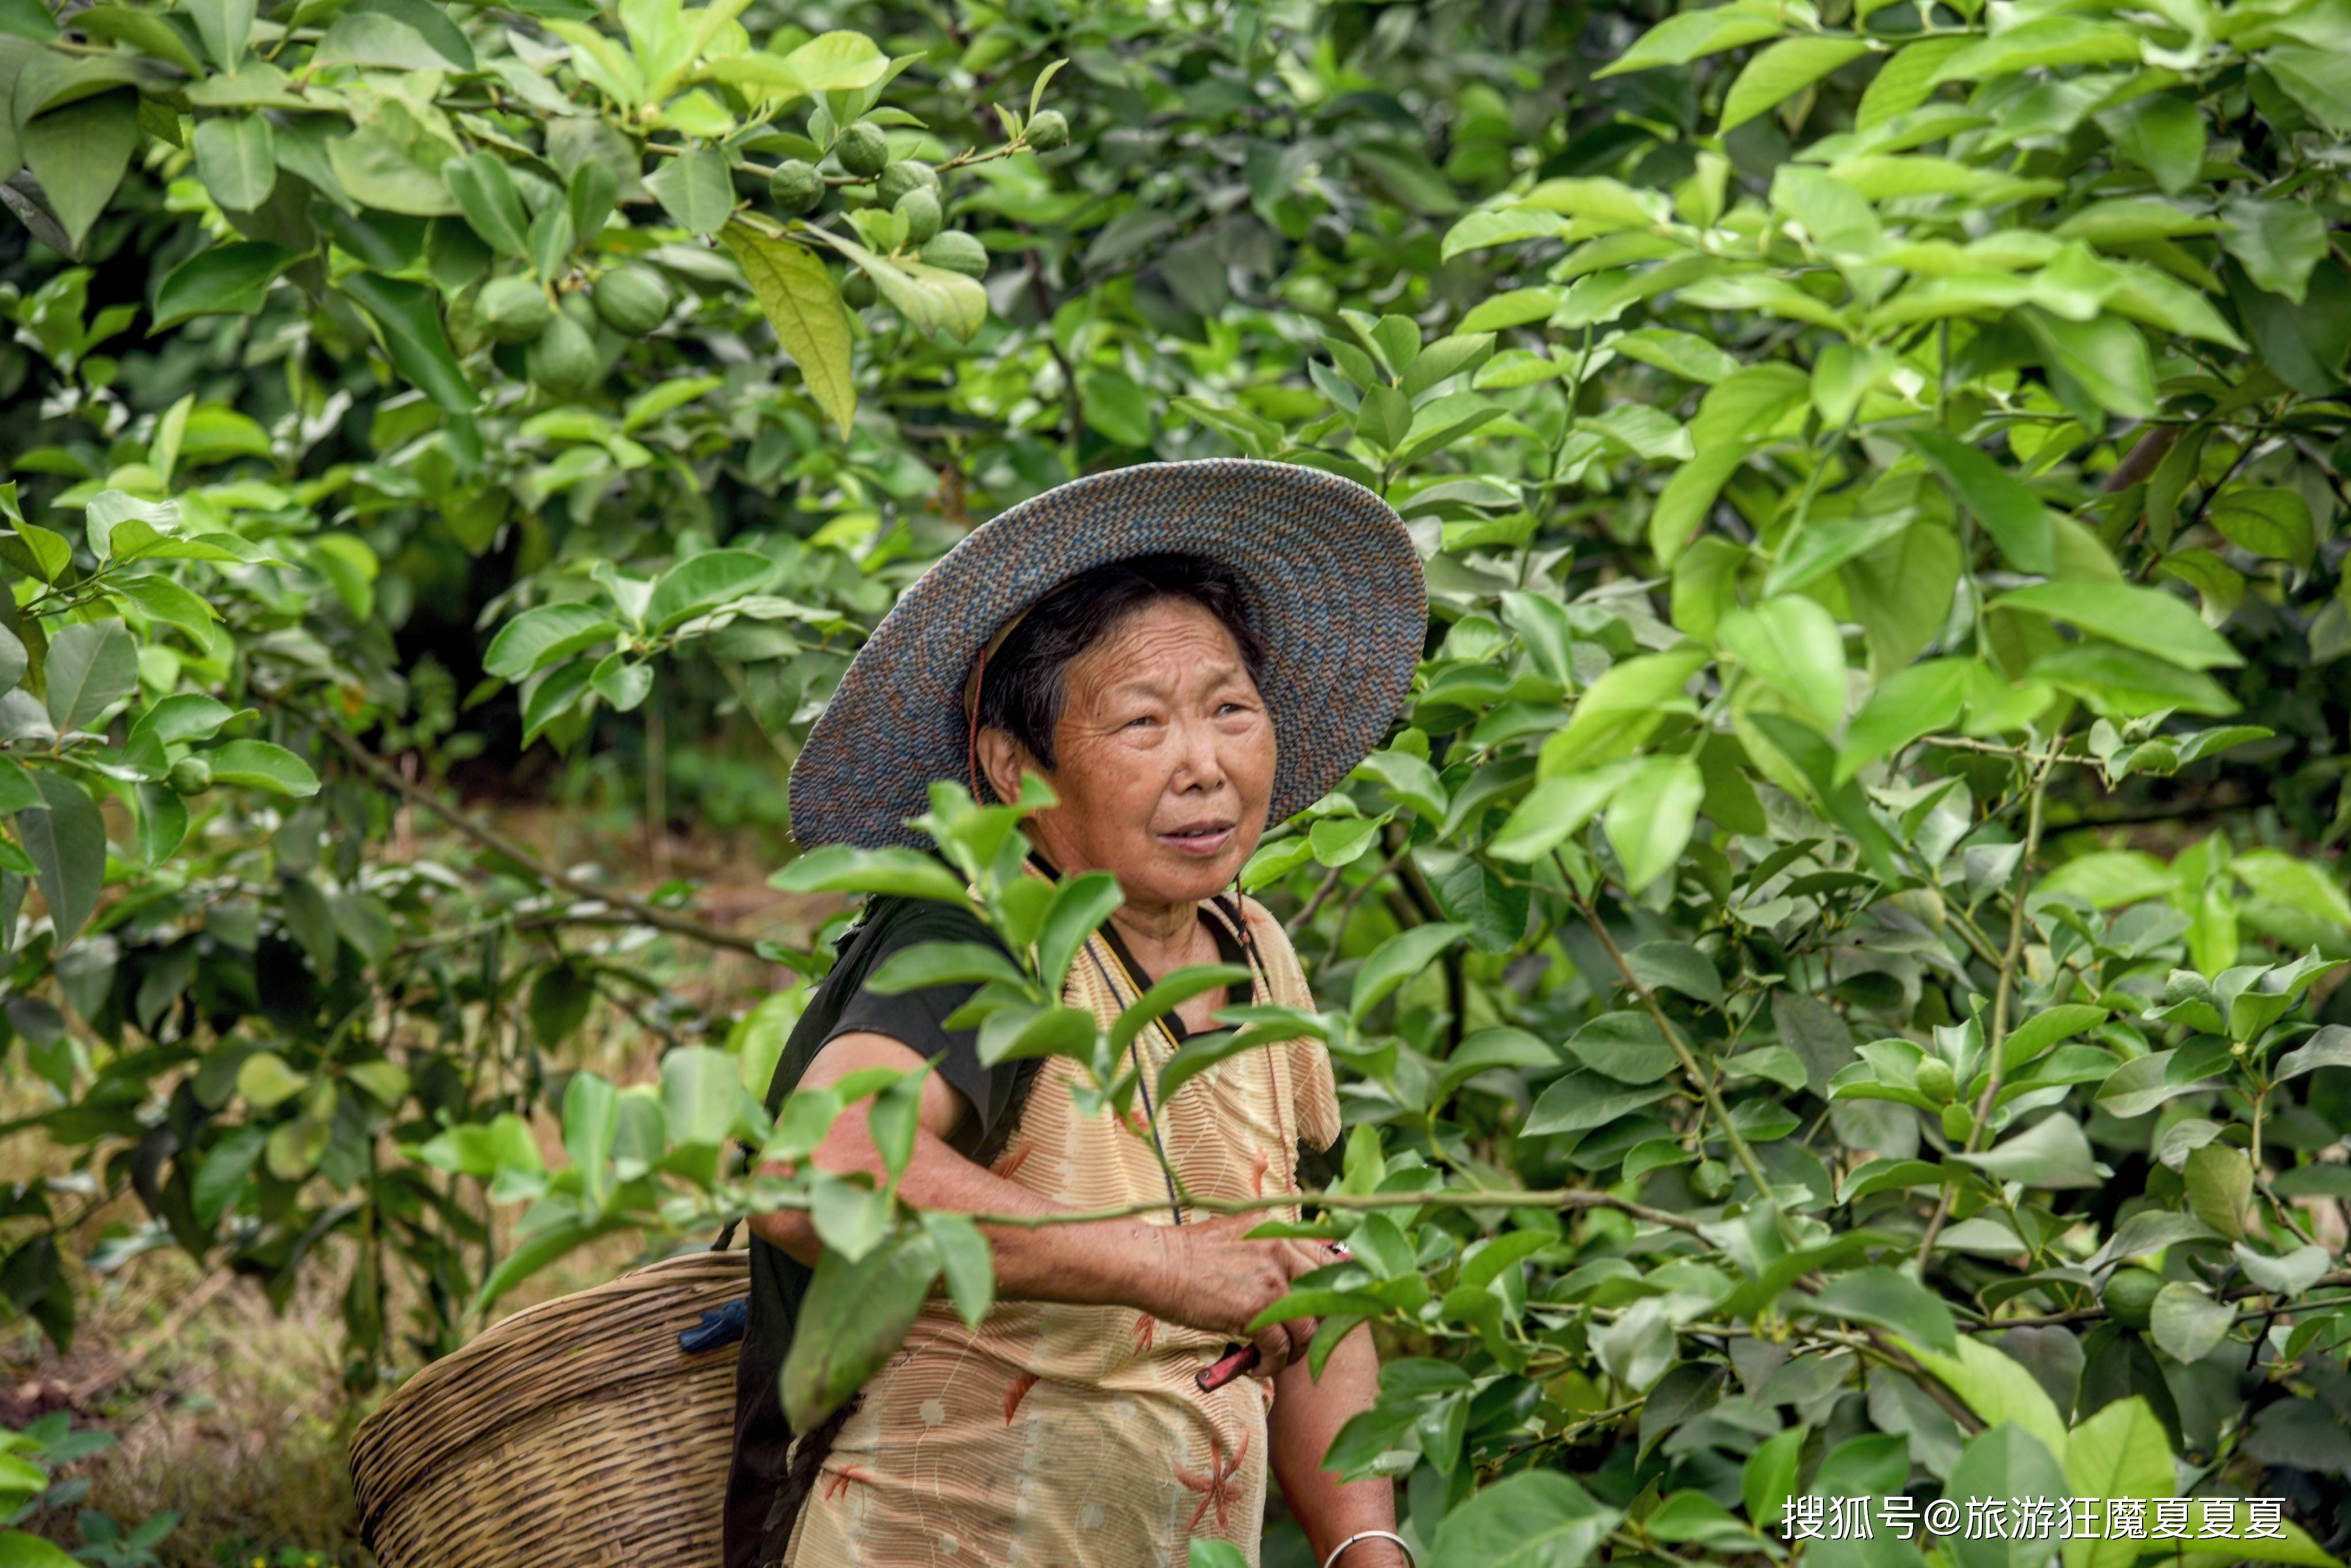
(1918, 743), (2060, 1267)
(310, 721), (765, 957)
(1570, 887), (1783, 1220)
(960, 1185), (1709, 1235)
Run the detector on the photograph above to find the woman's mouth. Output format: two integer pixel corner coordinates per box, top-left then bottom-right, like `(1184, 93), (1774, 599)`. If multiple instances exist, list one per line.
(1158, 822), (1236, 856)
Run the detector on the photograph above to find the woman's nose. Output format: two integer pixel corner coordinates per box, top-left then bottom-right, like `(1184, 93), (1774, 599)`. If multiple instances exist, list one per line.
(1171, 715), (1226, 790)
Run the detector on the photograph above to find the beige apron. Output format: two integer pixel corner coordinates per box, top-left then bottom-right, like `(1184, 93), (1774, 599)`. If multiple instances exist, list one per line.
(782, 894), (1340, 1568)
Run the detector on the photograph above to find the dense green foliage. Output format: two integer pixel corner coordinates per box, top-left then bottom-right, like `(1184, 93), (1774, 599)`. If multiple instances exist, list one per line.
(3, 0), (2351, 1558)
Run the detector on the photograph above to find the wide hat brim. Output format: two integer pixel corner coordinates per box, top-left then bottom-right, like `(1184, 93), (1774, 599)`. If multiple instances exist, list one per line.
(788, 459), (1427, 851)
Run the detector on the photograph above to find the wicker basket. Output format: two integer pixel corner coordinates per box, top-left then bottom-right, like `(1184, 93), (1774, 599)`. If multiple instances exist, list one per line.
(351, 1249), (750, 1568)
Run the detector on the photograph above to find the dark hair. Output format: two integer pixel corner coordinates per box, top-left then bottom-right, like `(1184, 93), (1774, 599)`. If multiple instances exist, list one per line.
(972, 553), (1267, 787)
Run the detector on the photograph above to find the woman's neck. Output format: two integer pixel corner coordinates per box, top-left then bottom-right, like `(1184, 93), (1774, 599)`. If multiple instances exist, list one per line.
(1023, 832), (1208, 981)
(1105, 897), (1207, 981)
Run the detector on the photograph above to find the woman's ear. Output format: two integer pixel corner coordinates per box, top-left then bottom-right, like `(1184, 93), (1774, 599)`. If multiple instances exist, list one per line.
(973, 727), (1035, 806)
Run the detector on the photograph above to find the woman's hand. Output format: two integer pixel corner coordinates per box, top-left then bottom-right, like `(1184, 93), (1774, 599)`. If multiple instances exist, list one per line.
(1130, 1214), (1329, 1376)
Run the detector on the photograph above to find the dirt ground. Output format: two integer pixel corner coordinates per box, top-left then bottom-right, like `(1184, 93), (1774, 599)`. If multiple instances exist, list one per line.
(1, 806), (828, 1566)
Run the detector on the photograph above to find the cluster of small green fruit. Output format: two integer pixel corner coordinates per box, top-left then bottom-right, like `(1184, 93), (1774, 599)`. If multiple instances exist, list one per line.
(475, 265), (674, 398)
(766, 110), (1069, 307)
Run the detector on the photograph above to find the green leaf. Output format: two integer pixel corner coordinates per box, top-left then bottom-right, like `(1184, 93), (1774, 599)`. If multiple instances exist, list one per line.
(1836, 658), (1969, 782)
(2001, 1004), (2108, 1072)
(1743, 1426), (1806, 1528)
(2030, 643), (2235, 717)
(645, 145), (735, 234)
(108, 573), (216, 639)
(2062, 1398), (2174, 1568)
(2040, 850), (2172, 907)
(2183, 1142), (2251, 1240)
(1427, 1469), (1621, 1568)
(1438, 1027), (1565, 1102)
(921, 1210), (994, 1329)
(2151, 1281), (2233, 1363)
(2232, 850), (2351, 928)
(1901, 1336), (2069, 1457)
(1904, 429), (2055, 574)
(1614, 328), (1741, 385)
(192, 113), (276, 212)
(2107, 93), (2204, 197)
(15, 771), (107, 945)
(832, 237), (990, 345)
(205, 740), (320, 797)
(1565, 1010), (1678, 1085)
(2021, 308), (2158, 420)
(1993, 582), (2243, 672)
(1953, 1113), (2101, 1189)
(235, 1050), (306, 1109)
(868, 941), (1032, 995)
(1603, 754), (1704, 892)
(1722, 596), (1847, 731)
(1491, 762), (1640, 863)
(443, 151), (529, 256)
(1930, 17), (2142, 82)
(483, 604), (618, 680)
(1650, 366), (1810, 565)
(561, 1070), (618, 1208)
(20, 87), (139, 255)
(781, 1226), (941, 1430)
(340, 272), (479, 413)
(644, 548), (779, 631)
(1350, 921), (1468, 1020)
(1600, 4), (1787, 77)
(152, 242), (297, 331)
(1110, 964), (1252, 1051)
(661, 1045), (742, 1148)
(2221, 196), (2329, 304)
(2206, 487), (2315, 567)
(1721, 37), (1871, 133)
(44, 619), (136, 733)
(1036, 870), (1123, 992)
(1524, 1070), (1675, 1135)
(0, 1531), (82, 1568)
(1542, 646), (1710, 776)
(1803, 1267), (1958, 1353)
(471, 1215), (630, 1313)
(774, 845), (972, 905)
(723, 222), (856, 437)
(2264, 46), (2351, 134)
(1946, 1423), (2070, 1568)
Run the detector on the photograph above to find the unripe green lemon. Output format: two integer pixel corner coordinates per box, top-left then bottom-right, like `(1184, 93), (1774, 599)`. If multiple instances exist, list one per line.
(876, 160), (938, 207)
(1915, 1058), (1957, 1104)
(919, 230), (988, 279)
(768, 158), (824, 215)
(479, 276), (553, 344)
(168, 756), (211, 795)
(592, 265), (672, 336)
(2101, 1267), (2164, 1330)
(895, 188), (942, 245)
(526, 313), (602, 397)
(1026, 108), (1069, 151)
(842, 269), (877, 308)
(836, 123), (889, 177)
(1940, 1102), (1973, 1144)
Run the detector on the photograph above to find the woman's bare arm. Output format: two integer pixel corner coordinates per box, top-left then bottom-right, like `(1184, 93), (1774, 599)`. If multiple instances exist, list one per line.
(749, 1031), (1326, 1372)
(1270, 1326), (1409, 1567)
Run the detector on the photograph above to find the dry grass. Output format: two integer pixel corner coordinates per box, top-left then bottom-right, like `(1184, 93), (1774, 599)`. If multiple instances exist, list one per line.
(1, 806), (829, 1565)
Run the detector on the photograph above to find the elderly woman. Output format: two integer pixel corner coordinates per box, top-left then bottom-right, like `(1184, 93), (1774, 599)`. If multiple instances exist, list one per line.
(727, 461), (1426, 1568)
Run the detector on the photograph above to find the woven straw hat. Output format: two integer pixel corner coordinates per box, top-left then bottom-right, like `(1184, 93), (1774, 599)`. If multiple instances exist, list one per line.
(788, 459), (1426, 851)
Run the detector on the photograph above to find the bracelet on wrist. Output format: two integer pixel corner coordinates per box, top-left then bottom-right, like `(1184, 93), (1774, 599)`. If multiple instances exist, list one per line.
(1322, 1528), (1417, 1568)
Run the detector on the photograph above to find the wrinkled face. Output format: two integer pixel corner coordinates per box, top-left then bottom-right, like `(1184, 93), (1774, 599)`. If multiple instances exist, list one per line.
(994, 598), (1275, 910)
